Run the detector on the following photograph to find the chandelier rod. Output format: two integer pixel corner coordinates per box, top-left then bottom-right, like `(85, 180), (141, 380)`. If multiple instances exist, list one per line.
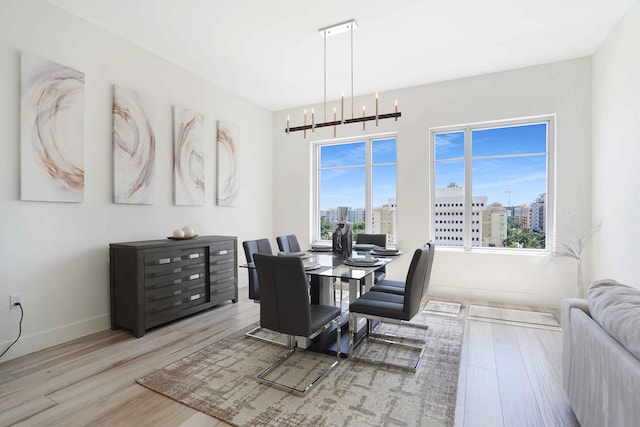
(323, 27), (327, 122)
(351, 21), (354, 119)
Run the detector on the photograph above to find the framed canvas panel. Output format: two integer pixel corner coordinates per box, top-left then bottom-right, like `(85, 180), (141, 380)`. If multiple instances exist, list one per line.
(216, 120), (239, 207)
(112, 85), (156, 204)
(20, 52), (85, 202)
(174, 106), (204, 205)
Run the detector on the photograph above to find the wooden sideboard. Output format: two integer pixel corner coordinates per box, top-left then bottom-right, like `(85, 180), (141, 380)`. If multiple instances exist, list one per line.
(109, 235), (237, 337)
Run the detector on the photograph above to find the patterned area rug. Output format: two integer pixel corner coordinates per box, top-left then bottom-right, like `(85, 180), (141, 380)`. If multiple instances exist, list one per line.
(467, 304), (561, 330)
(137, 310), (465, 427)
(423, 300), (462, 317)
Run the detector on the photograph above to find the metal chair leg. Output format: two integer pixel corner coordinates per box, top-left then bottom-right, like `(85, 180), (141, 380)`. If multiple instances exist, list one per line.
(245, 325), (291, 347)
(256, 316), (341, 396)
(348, 313), (428, 372)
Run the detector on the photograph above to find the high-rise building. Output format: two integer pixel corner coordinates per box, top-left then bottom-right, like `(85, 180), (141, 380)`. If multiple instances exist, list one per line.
(531, 193), (546, 232)
(482, 202), (507, 247)
(320, 208), (337, 224)
(434, 183), (487, 247)
(321, 207), (366, 224)
(514, 204), (532, 229)
(349, 208), (366, 224)
(372, 198), (396, 243)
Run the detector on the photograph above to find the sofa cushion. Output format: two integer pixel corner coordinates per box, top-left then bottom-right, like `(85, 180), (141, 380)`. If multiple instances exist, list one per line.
(588, 279), (640, 360)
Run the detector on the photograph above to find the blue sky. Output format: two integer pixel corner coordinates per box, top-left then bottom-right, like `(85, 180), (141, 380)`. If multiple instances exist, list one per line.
(319, 138), (396, 210)
(435, 123), (547, 206)
(318, 124), (546, 212)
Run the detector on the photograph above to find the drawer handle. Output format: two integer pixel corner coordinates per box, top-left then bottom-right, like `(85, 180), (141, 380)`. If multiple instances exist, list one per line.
(190, 294), (200, 301)
(217, 249), (228, 255)
(189, 274), (200, 280)
(158, 258), (171, 265)
(189, 253), (200, 259)
(173, 268), (182, 273)
(173, 290), (182, 295)
(173, 279), (182, 285)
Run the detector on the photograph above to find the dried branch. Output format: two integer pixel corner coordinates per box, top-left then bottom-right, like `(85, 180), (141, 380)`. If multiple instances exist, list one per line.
(552, 210), (600, 260)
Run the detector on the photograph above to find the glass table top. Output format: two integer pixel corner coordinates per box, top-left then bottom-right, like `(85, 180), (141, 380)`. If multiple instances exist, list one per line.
(241, 249), (404, 281)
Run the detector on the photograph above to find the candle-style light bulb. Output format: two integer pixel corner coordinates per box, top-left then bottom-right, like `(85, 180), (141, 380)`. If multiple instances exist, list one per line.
(394, 99), (398, 121)
(333, 107), (337, 138)
(362, 105), (366, 130)
(286, 114), (290, 134)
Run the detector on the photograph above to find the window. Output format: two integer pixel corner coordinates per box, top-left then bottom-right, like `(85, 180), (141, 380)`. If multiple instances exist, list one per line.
(314, 136), (397, 244)
(431, 116), (553, 250)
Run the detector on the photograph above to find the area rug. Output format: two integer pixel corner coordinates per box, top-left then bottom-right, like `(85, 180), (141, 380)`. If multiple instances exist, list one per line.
(137, 310), (465, 427)
(423, 300), (462, 317)
(467, 304), (561, 330)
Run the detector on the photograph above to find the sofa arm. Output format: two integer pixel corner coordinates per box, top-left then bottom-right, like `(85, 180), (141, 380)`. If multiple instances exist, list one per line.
(561, 298), (589, 393)
(561, 298), (590, 324)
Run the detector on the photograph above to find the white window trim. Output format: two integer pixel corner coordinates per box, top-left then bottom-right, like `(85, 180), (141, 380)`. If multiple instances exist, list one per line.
(429, 115), (556, 253)
(311, 132), (398, 243)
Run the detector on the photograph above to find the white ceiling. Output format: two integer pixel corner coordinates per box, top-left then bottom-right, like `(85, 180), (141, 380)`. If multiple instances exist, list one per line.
(47, 0), (634, 112)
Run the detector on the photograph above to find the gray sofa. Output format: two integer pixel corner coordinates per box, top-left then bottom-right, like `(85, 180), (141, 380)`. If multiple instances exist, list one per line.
(562, 279), (640, 427)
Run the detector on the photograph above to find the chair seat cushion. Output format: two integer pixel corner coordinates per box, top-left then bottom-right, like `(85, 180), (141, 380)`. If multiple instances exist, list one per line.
(349, 291), (408, 320)
(360, 290), (404, 303)
(309, 304), (341, 332)
(370, 279), (405, 295)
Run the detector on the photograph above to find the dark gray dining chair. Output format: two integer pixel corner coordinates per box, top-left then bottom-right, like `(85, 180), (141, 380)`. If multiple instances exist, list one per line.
(242, 239), (288, 345)
(253, 253), (342, 395)
(370, 242), (435, 295)
(348, 244), (433, 371)
(276, 234), (301, 253)
(355, 233), (388, 283)
(355, 233), (387, 248)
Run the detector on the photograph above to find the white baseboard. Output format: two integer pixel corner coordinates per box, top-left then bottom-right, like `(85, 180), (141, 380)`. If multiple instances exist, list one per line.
(0, 314), (110, 362)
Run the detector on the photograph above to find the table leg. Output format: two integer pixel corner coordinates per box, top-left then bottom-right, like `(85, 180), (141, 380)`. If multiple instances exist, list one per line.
(310, 275), (334, 306)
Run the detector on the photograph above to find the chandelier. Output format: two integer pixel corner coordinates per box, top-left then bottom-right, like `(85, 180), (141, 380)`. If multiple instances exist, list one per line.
(285, 19), (401, 137)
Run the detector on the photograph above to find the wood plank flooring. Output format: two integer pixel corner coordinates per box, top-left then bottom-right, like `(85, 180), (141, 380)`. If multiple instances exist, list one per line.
(0, 291), (579, 427)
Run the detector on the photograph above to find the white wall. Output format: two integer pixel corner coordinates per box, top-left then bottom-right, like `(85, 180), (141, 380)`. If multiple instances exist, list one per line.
(0, 0), (274, 361)
(274, 58), (592, 308)
(591, 0), (640, 288)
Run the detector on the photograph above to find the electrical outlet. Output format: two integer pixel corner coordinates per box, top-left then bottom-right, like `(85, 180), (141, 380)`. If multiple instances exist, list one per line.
(10, 294), (22, 310)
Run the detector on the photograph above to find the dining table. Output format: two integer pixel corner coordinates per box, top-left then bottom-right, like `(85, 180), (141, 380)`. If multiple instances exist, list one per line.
(240, 244), (406, 355)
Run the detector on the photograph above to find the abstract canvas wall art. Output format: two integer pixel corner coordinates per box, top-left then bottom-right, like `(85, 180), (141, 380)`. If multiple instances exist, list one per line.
(20, 52), (85, 202)
(174, 106), (204, 205)
(216, 120), (239, 207)
(112, 85), (156, 204)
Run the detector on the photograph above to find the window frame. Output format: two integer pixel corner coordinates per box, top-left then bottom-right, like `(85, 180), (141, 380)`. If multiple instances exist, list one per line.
(429, 115), (555, 253)
(312, 133), (398, 243)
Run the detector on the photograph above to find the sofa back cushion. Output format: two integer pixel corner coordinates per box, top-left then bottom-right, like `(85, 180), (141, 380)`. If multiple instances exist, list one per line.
(588, 279), (640, 360)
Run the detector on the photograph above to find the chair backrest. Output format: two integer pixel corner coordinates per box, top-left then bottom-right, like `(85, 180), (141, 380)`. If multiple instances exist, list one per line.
(253, 253), (312, 337)
(276, 234), (301, 253)
(402, 244), (433, 319)
(242, 239), (273, 301)
(355, 233), (387, 248)
(422, 241), (436, 300)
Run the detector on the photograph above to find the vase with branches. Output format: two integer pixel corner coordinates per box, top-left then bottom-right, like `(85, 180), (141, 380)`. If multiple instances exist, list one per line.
(552, 211), (600, 298)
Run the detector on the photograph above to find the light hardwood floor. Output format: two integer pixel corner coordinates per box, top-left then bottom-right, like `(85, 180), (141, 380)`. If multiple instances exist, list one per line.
(0, 290), (579, 427)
